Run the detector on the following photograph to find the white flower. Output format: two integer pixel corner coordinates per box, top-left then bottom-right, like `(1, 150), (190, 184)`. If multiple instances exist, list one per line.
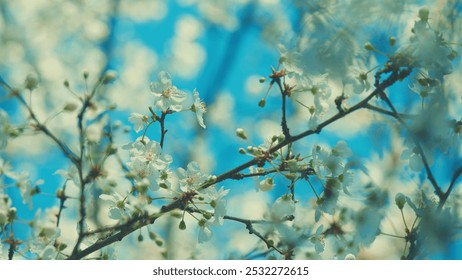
(128, 113), (149, 133)
(312, 141), (352, 178)
(203, 186), (229, 226)
(0, 110), (11, 150)
(315, 178), (341, 218)
(271, 194), (295, 223)
(12, 172), (43, 209)
(400, 11), (454, 80)
(0, 157), (14, 178)
(332, 140), (352, 158)
(29, 210), (61, 259)
(198, 219), (213, 243)
(0, 194), (11, 227)
(100, 192), (133, 221)
(355, 207), (382, 246)
(259, 177), (275, 192)
(278, 44), (303, 76)
(123, 137), (174, 191)
(192, 89), (206, 129)
(400, 145), (425, 171)
(344, 64), (372, 95)
(54, 165), (80, 187)
(177, 161), (208, 192)
(299, 74), (331, 129)
(150, 71), (187, 112)
(128, 157), (161, 190)
(310, 225), (325, 254)
(124, 137), (172, 169)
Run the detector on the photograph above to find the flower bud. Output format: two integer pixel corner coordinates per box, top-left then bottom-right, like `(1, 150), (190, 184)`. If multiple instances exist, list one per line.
(238, 148), (246, 154)
(203, 212), (212, 220)
(236, 128), (248, 140)
(345, 253), (356, 260)
(395, 193), (406, 210)
(448, 50), (458, 60)
(364, 42), (375, 51)
(179, 220), (186, 230)
(56, 189), (65, 199)
(258, 98), (266, 107)
(148, 231), (157, 241)
(259, 77), (267, 83)
(8, 207), (17, 222)
(389, 36), (396, 47)
(102, 70), (117, 84)
(105, 144), (118, 155)
(63, 103), (78, 112)
(24, 74), (39, 91)
(418, 8), (429, 22)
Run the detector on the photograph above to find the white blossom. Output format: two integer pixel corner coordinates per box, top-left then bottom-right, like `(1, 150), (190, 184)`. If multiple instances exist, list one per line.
(271, 194), (295, 223)
(128, 113), (149, 133)
(150, 71), (187, 112)
(198, 219), (213, 243)
(177, 161), (209, 192)
(0, 110), (11, 150)
(100, 191), (134, 221)
(259, 177), (275, 192)
(192, 89), (206, 129)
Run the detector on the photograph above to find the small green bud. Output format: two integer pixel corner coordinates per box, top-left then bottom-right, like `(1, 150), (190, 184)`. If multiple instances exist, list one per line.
(155, 240), (163, 246)
(389, 36), (396, 47)
(238, 148), (246, 154)
(63, 80), (70, 88)
(203, 212), (213, 220)
(105, 144), (118, 155)
(56, 242), (68, 252)
(448, 50), (458, 60)
(277, 134), (285, 143)
(102, 70), (117, 84)
(137, 234), (144, 242)
(7, 207), (17, 222)
(24, 74), (39, 91)
(148, 231), (157, 240)
(364, 42), (375, 51)
(56, 189), (65, 199)
(198, 219), (207, 227)
(63, 103), (78, 112)
(418, 8), (429, 22)
(259, 77), (267, 83)
(395, 193), (406, 210)
(179, 220), (186, 230)
(258, 98), (266, 107)
(116, 200), (125, 209)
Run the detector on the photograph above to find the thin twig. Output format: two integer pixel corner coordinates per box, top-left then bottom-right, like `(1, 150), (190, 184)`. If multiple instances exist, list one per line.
(379, 93), (443, 198)
(439, 166), (462, 209)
